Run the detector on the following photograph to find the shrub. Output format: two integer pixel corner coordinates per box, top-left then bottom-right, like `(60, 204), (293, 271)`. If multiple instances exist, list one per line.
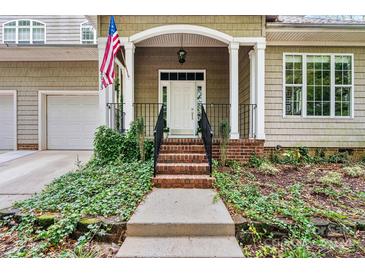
(362, 155), (365, 163)
(272, 147), (313, 165)
(319, 171), (343, 186)
(315, 148), (326, 159)
(226, 160), (241, 171)
(328, 152), (349, 164)
(93, 123), (153, 165)
(343, 165), (365, 178)
(219, 120), (230, 166)
(135, 117), (145, 161)
(257, 161), (279, 175)
(144, 139), (154, 160)
(93, 126), (124, 164)
(281, 150), (301, 164)
(248, 153), (265, 168)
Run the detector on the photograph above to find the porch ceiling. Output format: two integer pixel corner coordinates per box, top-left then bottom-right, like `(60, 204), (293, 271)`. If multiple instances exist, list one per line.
(136, 33), (227, 47)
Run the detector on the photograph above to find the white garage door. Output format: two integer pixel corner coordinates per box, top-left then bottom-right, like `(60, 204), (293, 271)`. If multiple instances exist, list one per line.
(0, 95), (15, 150)
(47, 95), (99, 150)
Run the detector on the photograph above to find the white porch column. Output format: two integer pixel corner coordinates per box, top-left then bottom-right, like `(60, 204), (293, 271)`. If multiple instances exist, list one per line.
(248, 49), (256, 139)
(229, 42), (240, 139)
(97, 38), (112, 126)
(123, 42), (135, 130)
(255, 42), (266, 140)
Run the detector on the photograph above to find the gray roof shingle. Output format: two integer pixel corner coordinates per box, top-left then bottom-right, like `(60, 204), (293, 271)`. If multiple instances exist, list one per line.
(272, 15), (365, 25)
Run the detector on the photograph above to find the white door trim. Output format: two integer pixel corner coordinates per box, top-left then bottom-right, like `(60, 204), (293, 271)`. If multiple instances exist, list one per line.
(38, 90), (99, 150)
(158, 69), (206, 136)
(0, 90), (17, 150)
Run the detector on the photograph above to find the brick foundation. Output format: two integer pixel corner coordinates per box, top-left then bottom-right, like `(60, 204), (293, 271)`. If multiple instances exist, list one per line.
(212, 139), (265, 162)
(17, 144), (38, 150)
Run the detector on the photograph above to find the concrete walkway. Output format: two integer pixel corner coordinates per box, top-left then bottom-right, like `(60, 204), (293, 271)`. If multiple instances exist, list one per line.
(116, 188), (243, 258)
(0, 150), (92, 209)
(0, 150), (36, 164)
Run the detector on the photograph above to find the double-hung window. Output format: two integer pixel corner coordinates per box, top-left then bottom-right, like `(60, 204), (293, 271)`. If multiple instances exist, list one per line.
(284, 55), (303, 115)
(284, 53), (353, 118)
(3, 20), (46, 44)
(80, 22), (96, 44)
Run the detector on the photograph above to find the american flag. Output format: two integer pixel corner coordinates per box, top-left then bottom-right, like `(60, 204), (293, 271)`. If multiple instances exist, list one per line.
(100, 16), (126, 89)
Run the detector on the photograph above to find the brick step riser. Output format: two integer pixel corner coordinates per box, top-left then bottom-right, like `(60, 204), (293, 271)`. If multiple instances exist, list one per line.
(160, 146), (205, 154)
(164, 139), (203, 145)
(158, 155), (207, 163)
(156, 166), (210, 175)
(152, 178), (214, 189)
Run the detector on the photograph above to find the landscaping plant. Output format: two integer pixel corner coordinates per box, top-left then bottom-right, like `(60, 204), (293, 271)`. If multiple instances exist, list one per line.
(218, 120), (230, 166)
(135, 117), (146, 162)
(93, 123), (153, 165)
(248, 154), (279, 175)
(213, 158), (365, 258)
(343, 165), (365, 178)
(0, 126), (154, 257)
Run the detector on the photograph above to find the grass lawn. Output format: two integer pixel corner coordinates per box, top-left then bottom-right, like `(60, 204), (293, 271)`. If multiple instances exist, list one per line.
(214, 158), (365, 258)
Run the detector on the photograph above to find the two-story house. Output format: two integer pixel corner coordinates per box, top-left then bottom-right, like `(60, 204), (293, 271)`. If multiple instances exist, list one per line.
(0, 15), (99, 150)
(99, 15), (365, 161)
(1, 15), (364, 159)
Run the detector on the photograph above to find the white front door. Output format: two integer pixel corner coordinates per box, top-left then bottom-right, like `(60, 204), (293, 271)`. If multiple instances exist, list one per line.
(170, 81), (196, 135)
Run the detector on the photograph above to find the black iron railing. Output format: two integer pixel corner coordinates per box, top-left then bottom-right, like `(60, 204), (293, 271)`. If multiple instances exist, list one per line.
(107, 102), (256, 140)
(201, 103), (230, 138)
(239, 104), (256, 139)
(199, 105), (213, 175)
(153, 104), (165, 177)
(134, 103), (164, 137)
(106, 103), (125, 133)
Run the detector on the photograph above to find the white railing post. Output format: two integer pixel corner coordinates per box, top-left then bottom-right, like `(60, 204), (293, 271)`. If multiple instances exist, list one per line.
(123, 41), (135, 130)
(229, 42), (240, 139)
(255, 42), (266, 140)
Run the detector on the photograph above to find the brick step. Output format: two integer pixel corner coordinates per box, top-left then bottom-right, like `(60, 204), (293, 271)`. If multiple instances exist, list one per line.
(164, 138), (203, 145)
(153, 174), (214, 188)
(160, 144), (205, 153)
(156, 163), (210, 175)
(158, 153), (207, 163)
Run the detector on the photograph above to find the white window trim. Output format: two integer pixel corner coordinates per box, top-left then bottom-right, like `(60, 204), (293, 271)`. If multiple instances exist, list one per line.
(80, 21), (97, 44)
(0, 90), (17, 150)
(2, 19), (46, 45)
(282, 52), (355, 119)
(158, 69), (206, 136)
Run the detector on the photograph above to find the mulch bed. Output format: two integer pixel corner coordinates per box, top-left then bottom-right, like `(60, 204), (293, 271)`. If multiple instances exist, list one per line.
(244, 163), (365, 221)
(217, 162), (365, 257)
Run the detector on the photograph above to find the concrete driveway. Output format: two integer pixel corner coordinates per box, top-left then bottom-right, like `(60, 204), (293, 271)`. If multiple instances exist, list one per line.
(0, 150), (93, 210)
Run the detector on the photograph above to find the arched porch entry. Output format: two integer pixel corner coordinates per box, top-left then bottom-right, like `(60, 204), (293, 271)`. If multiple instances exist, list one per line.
(99, 24), (266, 140)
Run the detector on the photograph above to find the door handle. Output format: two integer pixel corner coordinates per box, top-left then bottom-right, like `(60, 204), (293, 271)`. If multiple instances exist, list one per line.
(191, 108), (194, 120)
